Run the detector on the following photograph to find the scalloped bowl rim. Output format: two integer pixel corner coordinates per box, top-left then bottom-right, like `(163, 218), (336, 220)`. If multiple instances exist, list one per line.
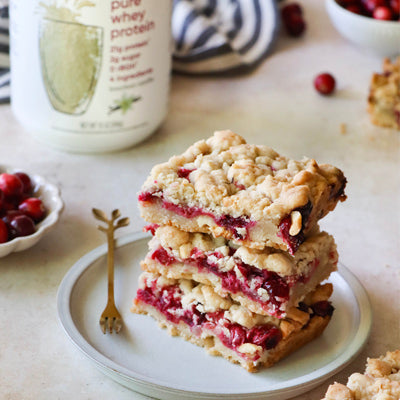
(326, 0), (400, 26)
(0, 166), (64, 257)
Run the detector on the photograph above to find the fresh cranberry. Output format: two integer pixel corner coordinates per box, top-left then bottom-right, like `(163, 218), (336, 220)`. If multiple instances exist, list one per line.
(281, 3), (303, 19)
(18, 197), (46, 222)
(2, 210), (24, 225)
(14, 172), (33, 195)
(314, 73), (336, 95)
(281, 2), (306, 37)
(283, 13), (306, 37)
(0, 219), (8, 243)
(9, 215), (36, 237)
(0, 173), (23, 199)
(362, 0), (387, 13)
(311, 301), (335, 317)
(373, 5), (393, 18)
(345, 4), (364, 13)
(338, 0), (360, 6)
(390, 0), (400, 14)
(0, 189), (4, 212)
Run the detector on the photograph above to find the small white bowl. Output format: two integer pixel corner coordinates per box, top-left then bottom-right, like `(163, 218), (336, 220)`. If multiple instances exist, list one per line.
(0, 166), (64, 257)
(326, 0), (400, 57)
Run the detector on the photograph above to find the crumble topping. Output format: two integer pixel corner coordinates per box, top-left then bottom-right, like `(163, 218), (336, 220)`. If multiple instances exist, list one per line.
(323, 350), (400, 400)
(368, 57), (400, 130)
(153, 225), (337, 277)
(139, 130), (346, 222)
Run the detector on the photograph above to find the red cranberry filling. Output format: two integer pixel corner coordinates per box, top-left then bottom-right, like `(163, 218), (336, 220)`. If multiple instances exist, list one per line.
(177, 167), (196, 179)
(162, 201), (205, 219)
(329, 179), (347, 201)
(136, 283), (282, 355)
(138, 192), (255, 240)
(311, 300), (334, 317)
(138, 191), (161, 202)
(143, 223), (160, 235)
(151, 247), (175, 266)
(277, 202), (313, 255)
(277, 216), (305, 255)
(152, 247), (294, 317)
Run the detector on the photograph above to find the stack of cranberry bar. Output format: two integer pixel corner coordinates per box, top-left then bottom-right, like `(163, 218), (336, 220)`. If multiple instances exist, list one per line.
(132, 130), (347, 372)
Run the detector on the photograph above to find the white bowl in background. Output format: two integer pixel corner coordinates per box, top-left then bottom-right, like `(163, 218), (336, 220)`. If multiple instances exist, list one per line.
(326, 0), (400, 57)
(0, 166), (64, 257)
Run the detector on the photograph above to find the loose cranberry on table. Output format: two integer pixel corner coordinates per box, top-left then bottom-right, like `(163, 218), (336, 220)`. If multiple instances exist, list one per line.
(281, 2), (307, 37)
(314, 73), (336, 95)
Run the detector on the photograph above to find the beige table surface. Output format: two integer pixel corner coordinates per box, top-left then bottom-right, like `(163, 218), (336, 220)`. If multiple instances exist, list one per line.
(0, 1), (399, 399)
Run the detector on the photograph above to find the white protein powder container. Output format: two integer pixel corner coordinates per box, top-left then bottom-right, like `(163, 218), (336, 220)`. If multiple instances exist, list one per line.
(10, 0), (172, 153)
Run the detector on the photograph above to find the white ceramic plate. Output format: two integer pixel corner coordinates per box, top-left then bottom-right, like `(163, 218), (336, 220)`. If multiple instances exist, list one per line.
(57, 232), (372, 400)
(0, 166), (64, 257)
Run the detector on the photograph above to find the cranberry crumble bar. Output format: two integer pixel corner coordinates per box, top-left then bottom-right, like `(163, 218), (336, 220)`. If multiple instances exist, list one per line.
(133, 131), (345, 372)
(132, 272), (334, 372)
(322, 350), (400, 400)
(140, 225), (338, 318)
(138, 130), (346, 255)
(367, 57), (400, 130)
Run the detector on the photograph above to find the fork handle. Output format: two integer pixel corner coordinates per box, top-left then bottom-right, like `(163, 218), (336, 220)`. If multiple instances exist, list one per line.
(106, 228), (115, 301)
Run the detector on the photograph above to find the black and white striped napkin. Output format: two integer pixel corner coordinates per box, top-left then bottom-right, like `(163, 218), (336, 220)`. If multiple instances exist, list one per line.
(172, 0), (280, 74)
(0, 0), (10, 103)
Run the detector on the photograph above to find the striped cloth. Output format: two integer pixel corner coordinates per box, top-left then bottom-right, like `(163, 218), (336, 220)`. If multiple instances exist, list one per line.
(172, 0), (280, 74)
(0, 0), (9, 103)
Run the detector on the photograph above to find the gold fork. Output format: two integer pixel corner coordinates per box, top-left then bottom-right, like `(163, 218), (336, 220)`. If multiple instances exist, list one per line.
(92, 208), (130, 334)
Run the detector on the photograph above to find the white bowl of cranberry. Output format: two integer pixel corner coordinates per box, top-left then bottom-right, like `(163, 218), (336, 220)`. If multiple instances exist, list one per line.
(326, 0), (400, 57)
(0, 167), (63, 257)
